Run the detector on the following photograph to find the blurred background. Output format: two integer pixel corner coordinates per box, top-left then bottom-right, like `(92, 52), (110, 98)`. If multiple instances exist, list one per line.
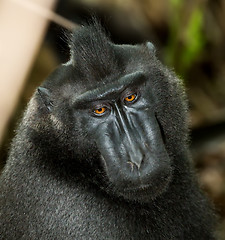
(0, 0), (225, 238)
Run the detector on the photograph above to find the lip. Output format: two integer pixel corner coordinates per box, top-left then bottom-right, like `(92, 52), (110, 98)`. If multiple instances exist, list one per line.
(122, 183), (152, 193)
(120, 172), (172, 195)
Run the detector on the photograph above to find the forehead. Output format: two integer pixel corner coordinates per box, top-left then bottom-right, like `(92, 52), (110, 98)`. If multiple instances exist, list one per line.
(72, 71), (147, 106)
(58, 42), (156, 103)
(61, 44), (147, 90)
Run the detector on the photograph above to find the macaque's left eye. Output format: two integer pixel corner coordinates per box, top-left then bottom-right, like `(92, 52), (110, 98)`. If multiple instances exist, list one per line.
(94, 107), (107, 115)
(124, 94), (137, 103)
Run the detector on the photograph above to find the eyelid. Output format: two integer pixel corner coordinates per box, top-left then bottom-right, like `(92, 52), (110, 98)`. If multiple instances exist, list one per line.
(124, 94), (136, 102)
(123, 92), (138, 104)
(92, 104), (110, 117)
(94, 107), (106, 115)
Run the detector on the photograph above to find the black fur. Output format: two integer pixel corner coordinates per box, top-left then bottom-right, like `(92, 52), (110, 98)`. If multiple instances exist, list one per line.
(0, 23), (216, 239)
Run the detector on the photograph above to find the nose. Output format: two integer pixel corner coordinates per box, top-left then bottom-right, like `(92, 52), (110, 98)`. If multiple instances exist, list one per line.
(114, 103), (144, 169)
(127, 143), (144, 169)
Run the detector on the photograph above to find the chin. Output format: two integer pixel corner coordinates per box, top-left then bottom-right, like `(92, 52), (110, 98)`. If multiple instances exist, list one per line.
(115, 172), (173, 204)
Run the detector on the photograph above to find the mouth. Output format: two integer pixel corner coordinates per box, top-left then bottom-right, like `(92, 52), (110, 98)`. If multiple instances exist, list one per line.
(122, 182), (152, 192)
(115, 172), (172, 203)
(99, 144), (173, 203)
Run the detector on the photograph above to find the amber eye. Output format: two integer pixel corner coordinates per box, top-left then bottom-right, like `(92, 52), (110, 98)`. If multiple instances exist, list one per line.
(94, 107), (106, 115)
(125, 94), (136, 102)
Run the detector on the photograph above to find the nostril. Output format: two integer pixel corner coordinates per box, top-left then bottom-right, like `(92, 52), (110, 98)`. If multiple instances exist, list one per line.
(127, 161), (135, 171)
(125, 140), (145, 170)
(136, 156), (145, 169)
(134, 161), (141, 170)
(144, 142), (152, 153)
(127, 156), (144, 171)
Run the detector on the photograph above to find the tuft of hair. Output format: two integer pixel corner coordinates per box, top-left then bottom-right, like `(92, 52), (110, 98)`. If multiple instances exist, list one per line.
(69, 20), (118, 82)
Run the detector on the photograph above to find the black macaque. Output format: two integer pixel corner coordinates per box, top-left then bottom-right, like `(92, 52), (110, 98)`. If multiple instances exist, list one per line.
(0, 22), (216, 239)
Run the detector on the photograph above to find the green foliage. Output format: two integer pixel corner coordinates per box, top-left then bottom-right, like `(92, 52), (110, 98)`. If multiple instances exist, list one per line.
(165, 1), (206, 78)
(182, 8), (205, 71)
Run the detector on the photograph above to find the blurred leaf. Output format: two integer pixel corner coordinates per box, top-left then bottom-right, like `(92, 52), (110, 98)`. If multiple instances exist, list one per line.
(170, 0), (182, 9)
(181, 8), (205, 72)
(165, 1), (206, 78)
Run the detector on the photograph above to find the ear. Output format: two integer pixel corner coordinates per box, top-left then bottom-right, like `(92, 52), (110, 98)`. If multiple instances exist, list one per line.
(146, 42), (156, 54)
(37, 87), (53, 112)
